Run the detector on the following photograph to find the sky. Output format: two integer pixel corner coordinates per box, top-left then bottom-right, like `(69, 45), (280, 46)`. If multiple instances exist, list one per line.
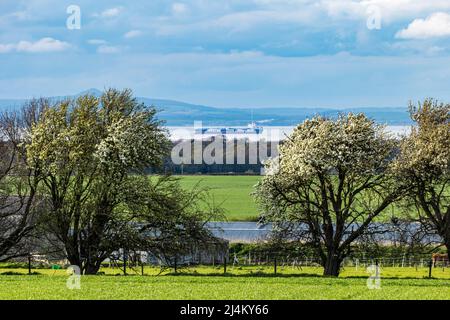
(1, 0), (450, 108)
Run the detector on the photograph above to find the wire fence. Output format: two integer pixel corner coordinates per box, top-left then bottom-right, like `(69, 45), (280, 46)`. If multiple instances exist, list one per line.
(5, 252), (449, 279)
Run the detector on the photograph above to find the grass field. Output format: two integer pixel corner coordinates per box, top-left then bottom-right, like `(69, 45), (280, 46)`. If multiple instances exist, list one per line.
(178, 175), (261, 221)
(176, 175), (406, 222)
(0, 266), (449, 300)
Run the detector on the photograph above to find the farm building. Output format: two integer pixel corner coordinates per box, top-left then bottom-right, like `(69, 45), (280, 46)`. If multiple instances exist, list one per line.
(207, 222), (271, 243)
(145, 238), (230, 266)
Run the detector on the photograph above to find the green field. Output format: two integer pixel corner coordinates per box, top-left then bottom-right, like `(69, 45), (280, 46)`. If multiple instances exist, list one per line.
(178, 175), (261, 221)
(1, 266), (449, 300)
(176, 175), (406, 222)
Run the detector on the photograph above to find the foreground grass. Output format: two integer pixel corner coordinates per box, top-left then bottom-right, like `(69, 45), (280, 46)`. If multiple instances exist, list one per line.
(1, 266), (449, 300)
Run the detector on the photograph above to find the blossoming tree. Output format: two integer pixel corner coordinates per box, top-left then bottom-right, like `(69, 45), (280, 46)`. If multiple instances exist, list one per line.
(255, 114), (401, 276)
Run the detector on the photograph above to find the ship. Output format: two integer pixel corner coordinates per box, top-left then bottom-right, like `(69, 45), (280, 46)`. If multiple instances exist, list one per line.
(195, 122), (264, 135)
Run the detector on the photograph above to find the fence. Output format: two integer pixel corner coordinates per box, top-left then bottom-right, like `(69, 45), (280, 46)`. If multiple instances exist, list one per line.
(8, 252), (449, 279)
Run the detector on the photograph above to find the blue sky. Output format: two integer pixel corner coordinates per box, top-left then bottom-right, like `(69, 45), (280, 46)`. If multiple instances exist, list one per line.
(1, 0), (450, 108)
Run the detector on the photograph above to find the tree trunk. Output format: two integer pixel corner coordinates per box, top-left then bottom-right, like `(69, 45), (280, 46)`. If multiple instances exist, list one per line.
(66, 249), (81, 270)
(67, 244), (101, 275)
(444, 237), (450, 265)
(323, 254), (342, 276)
(84, 263), (100, 275)
(67, 257), (80, 268)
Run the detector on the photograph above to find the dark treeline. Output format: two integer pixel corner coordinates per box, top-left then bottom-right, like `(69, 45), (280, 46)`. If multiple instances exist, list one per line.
(159, 139), (279, 175)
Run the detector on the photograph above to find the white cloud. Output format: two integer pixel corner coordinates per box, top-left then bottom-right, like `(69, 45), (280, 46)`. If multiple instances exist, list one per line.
(156, 8), (317, 35)
(0, 44), (15, 53)
(17, 38), (71, 53)
(396, 12), (450, 39)
(172, 3), (188, 15)
(97, 7), (122, 18)
(124, 30), (143, 39)
(8, 11), (31, 21)
(214, 10), (315, 29)
(0, 38), (71, 54)
(321, 0), (450, 23)
(389, 41), (446, 56)
(97, 45), (121, 54)
(88, 39), (108, 45)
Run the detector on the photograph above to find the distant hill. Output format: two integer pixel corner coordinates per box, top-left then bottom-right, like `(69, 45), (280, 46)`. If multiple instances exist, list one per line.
(0, 89), (412, 126)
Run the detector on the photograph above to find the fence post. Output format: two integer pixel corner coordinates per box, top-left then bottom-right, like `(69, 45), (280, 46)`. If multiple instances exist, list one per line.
(28, 254), (32, 275)
(224, 256), (227, 274)
(274, 257), (277, 275)
(123, 249), (127, 276)
(428, 260), (433, 278)
(375, 259), (379, 278)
